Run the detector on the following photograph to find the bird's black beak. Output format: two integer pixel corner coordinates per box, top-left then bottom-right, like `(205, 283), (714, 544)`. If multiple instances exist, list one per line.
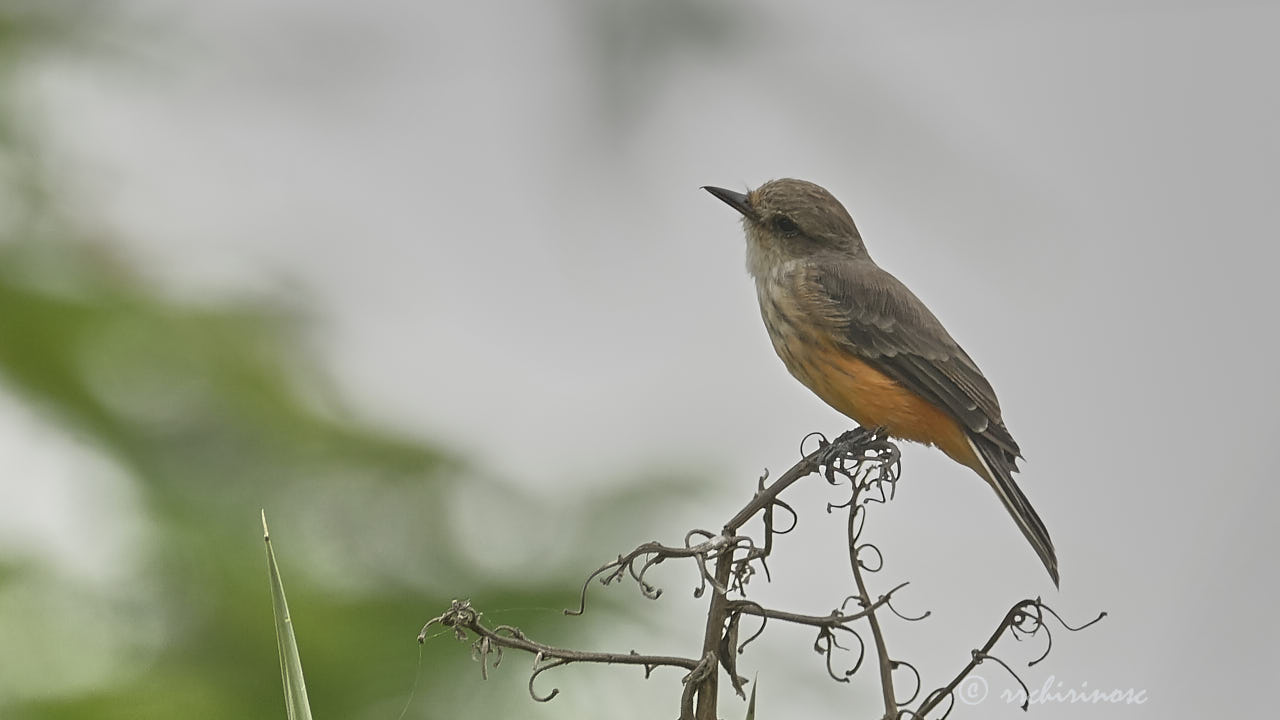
(702, 186), (755, 220)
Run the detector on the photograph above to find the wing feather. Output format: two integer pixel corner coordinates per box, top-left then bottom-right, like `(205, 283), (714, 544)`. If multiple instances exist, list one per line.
(799, 260), (1022, 458)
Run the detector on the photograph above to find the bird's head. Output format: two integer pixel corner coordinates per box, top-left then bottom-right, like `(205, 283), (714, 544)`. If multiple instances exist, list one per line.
(703, 178), (867, 277)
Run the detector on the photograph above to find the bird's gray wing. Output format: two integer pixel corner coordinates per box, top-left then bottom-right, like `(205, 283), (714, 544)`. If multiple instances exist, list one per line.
(797, 259), (1060, 585)
(797, 259), (1022, 458)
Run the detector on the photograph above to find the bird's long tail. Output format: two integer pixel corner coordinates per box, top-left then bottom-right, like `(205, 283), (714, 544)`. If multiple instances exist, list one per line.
(967, 435), (1059, 587)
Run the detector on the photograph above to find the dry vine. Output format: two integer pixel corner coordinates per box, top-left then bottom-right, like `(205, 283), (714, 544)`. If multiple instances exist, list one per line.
(419, 427), (1104, 719)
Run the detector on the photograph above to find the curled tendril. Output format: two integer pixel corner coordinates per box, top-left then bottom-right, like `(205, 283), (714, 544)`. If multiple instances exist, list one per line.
(565, 561), (621, 616)
(810, 427), (902, 510)
(635, 555), (668, 594)
(1042, 601), (1108, 632)
(861, 477), (892, 504)
(567, 534), (754, 614)
(684, 529), (715, 545)
(730, 602), (770, 654)
(840, 594), (868, 614)
(756, 552), (774, 584)
(813, 625), (866, 683)
(884, 595), (931, 623)
(826, 492), (855, 512)
(1010, 600), (1044, 632)
(766, 497), (799, 535)
(976, 651), (1030, 710)
(848, 503), (867, 541)
(1034, 610), (1105, 665)
(1008, 599), (1107, 667)
(831, 581), (910, 619)
(800, 430), (831, 457)
(854, 542), (884, 572)
(470, 635), (503, 679)
(707, 534), (763, 592)
(528, 652), (570, 702)
(914, 598), (1105, 719)
(892, 658), (922, 706)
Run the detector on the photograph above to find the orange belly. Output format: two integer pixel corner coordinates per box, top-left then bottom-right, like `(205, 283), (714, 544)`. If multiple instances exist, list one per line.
(782, 341), (982, 474)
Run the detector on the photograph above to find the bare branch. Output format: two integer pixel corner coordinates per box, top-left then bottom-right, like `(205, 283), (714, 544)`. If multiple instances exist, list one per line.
(724, 581), (909, 630)
(721, 427), (892, 533)
(848, 501), (898, 718)
(417, 428), (1103, 720)
(913, 599), (1107, 717)
(420, 599), (702, 707)
(564, 535), (752, 615)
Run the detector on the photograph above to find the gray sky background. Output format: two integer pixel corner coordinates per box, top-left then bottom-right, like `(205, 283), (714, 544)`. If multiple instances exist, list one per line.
(5, 1), (1278, 717)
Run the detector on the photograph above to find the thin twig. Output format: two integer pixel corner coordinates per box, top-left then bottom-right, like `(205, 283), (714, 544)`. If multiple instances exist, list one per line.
(848, 502), (898, 719)
(420, 599), (701, 707)
(914, 599), (1106, 717)
(724, 581), (908, 629)
(722, 427), (880, 533)
(418, 428), (1102, 720)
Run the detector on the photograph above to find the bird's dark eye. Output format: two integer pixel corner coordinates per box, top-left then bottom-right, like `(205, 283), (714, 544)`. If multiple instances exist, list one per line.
(773, 215), (799, 235)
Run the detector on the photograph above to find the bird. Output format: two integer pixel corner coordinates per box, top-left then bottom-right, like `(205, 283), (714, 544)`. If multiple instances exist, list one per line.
(704, 178), (1058, 586)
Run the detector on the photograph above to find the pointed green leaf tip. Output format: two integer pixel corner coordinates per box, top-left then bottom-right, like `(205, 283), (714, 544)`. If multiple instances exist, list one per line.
(264, 512), (314, 720)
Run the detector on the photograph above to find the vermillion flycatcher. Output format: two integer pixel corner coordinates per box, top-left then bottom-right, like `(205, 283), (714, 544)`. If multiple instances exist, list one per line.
(705, 178), (1058, 585)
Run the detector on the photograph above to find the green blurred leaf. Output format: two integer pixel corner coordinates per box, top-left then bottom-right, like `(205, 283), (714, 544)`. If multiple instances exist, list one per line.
(0, 4), (702, 719)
